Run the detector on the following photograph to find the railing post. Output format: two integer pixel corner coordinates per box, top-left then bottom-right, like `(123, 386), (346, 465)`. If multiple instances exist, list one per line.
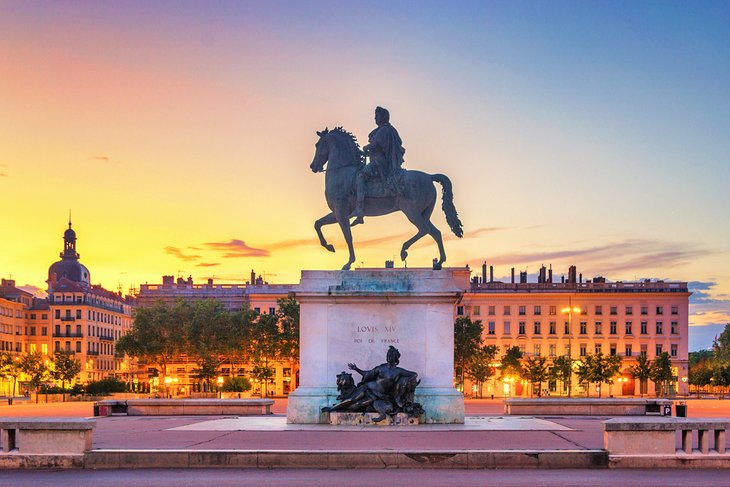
(682, 429), (692, 454)
(715, 430), (726, 454)
(698, 429), (709, 454)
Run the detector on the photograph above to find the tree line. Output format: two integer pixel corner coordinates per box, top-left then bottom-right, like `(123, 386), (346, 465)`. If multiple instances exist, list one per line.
(0, 350), (82, 402)
(689, 323), (730, 394)
(116, 297), (300, 395)
(454, 316), (675, 397)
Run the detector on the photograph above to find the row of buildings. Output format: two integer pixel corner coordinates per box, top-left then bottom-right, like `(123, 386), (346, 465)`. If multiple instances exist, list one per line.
(0, 221), (690, 397)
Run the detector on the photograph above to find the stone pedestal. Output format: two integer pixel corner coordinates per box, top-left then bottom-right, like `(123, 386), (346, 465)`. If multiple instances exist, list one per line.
(328, 412), (419, 426)
(286, 268), (469, 424)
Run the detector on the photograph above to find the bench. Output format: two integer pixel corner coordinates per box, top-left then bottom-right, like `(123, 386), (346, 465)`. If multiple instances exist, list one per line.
(94, 398), (274, 416)
(0, 418), (95, 454)
(504, 398), (673, 416)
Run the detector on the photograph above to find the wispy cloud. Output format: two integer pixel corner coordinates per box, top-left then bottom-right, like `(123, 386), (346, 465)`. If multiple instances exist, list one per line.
(91, 156), (109, 162)
(18, 285), (47, 298)
(195, 262), (220, 267)
(164, 246), (202, 262)
(204, 239), (270, 258)
(0, 172), (8, 177)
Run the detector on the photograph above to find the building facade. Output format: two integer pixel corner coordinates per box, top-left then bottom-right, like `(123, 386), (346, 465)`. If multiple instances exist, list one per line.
(459, 264), (690, 397)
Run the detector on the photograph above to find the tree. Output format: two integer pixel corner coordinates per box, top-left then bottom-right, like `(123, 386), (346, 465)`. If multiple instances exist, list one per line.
(222, 376), (252, 393)
(454, 316), (483, 393)
(0, 352), (22, 397)
(604, 354), (622, 397)
(116, 300), (188, 388)
(628, 353), (652, 397)
(186, 299), (229, 391)
(276, 297), (300, 364)
(50, 350), (82, 400)
(650, 352), (674, 397)
(522, 355), (549, 397)
(19, 351), (48, 403)
(246, 311), (282, 397)
(500, 346), (523, 396)
(575, 353), (621, 398)
(465, 345), (499, 398)
(550, 355), (574, 397)
(711, 324), (730, 395)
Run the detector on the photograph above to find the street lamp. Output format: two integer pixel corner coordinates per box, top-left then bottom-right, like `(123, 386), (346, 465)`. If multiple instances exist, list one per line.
(216, 376), (224, 398)
(560, 301), (581, 359)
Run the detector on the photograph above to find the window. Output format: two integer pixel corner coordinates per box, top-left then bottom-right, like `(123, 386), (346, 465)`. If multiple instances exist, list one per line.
(65, 341), (71, 351)
(549, 344), (556, 357)
(41, 344), (48, 355)
(534, 344), (541, 356)
(671, 306), (678, 315)
(519, 344), (526, 354)
(640, 321), (648, 334)
(76, 325), (81, 335)
(473, 305), (481, 316)
(671, 322), (678, 334)
(656, 306), (664, 315)
(564, 344), (571, 356)
(549, 306), (556, 315)
(503, 321), (511, 335)
(656, 321), (663, 334)
(487, 322), (495, 335)
(41, 327), (47, 336)
(625, 321), (633, 335)
(533, 322), (541, 334)
(579, 344), (587, 356)
(456, 306), (464, 316)
(54, 341), (60, 352)
(549, 321), (556, 335)
(595, 344), (602, 354)
(55, 310), (60, 319)
(283, 368), (292, 377)
(76, 342), (81, 353)
(518, 322), (526, 335)
(655, 344), (663, 356)
(641, 306), (648, 315)
(29, 326), (36, 336)
(65, 309), (71, 319)
(30, 313), (36, 320)
(579, 322), (587, 335)
(610, 306), (617, 316)
(518, 306), (526, 316)
(488, 306), (495, 316)
(254, 307), (260, 313)
(594, 322), (602, 334)
(580, 308), (588, 315)
(534, 305), (541, 315)
(269, 307), (276, 315)
(503, 306), (511, 316)
(625, 345), (633, 357)
(609, 321), (617, 335)
(564, 321), (570, 334)
(595, 305), (603, 316)
(29, 343), (36, 353)
(76, 309), (82, 319)
(42, 314), (47, 320)
(610, 344), (617, 356)
(626, 306), (633, 316)
(671, 344), (678, 357)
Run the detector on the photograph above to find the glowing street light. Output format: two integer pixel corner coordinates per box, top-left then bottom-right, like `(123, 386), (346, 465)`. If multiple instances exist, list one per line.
(561, 300), (581, 360)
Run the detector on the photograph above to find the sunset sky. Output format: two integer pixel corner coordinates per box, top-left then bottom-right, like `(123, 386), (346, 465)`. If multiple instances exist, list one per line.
(1, 1), (728, 350)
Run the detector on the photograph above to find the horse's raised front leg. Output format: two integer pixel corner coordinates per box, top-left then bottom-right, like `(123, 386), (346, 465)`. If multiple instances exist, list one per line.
(335, 206), (356, 270)
(314, 212), (337, 253)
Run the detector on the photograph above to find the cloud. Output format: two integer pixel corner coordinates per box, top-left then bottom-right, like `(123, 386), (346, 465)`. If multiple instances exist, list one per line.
(204, 239), (270, 258)
(164, 246), (202, 262)
(91, 156), (109, 162)
(0, 172), (7, 177)
(195, 262), (220, 267)
(18, 285), (47, 298)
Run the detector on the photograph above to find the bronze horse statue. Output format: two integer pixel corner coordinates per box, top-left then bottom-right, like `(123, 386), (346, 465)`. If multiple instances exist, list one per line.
(309, 127), (463, 270)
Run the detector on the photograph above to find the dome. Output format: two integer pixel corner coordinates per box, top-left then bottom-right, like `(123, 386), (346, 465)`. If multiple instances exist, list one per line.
(64, 227), (76, 240)
(48, 259), (90, 287)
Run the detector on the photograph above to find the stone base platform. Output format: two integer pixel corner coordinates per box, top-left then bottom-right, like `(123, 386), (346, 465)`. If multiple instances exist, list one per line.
(94, 398), (274, 416)
(504, 398), (673, 416)
(328, 412), (419, 426)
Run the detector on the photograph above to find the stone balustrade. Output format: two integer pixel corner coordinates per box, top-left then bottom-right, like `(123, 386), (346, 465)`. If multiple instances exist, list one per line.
(603, 417), (730, 468)
(0, 418), (95, 454)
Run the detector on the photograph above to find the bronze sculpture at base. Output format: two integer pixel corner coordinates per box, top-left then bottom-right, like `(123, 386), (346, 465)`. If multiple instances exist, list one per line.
(322, 346), (424, 423)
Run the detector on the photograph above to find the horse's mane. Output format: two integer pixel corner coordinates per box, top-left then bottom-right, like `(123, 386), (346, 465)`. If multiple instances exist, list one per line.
(321, 126), (364, 165)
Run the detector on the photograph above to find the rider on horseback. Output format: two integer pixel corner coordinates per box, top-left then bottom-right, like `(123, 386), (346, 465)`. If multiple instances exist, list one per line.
(351, 106), (406, 225)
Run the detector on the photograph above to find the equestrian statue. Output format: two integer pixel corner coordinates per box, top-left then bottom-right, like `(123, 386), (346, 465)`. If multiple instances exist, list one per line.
(309, 106), (463, 270)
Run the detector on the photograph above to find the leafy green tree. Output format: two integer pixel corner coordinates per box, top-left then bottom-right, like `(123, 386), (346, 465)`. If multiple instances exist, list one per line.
(50, 350), (82, 400)
(711, 324), (730, 393)
(628, 353), (652, 397)
(277, 297), (300, 365)
(454, 316), (483, 393)
(186, 299), (229, 390)
(116, 300), (188, 386)
(650, 352), (674, 397)
(246, 312), (282, 397)
(522, 355), (549, 397)
(250, 362), (276, 396)
(0, 352), (22, 397)
(19, 351), (48, 403)
(550, 355), (574, 397)
(465, 345), (499, 398)
(575, 353), (620, 398)
(500, 346), (523, 396)
(222, 376), (252, 393)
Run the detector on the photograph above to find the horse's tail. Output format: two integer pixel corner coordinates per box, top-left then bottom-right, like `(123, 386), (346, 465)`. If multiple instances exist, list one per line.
(431, 173), (463, 238)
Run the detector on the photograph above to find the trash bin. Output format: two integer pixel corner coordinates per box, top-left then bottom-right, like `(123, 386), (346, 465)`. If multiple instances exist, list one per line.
(676, 402), (687, 417)
(7, 397), (12, 405)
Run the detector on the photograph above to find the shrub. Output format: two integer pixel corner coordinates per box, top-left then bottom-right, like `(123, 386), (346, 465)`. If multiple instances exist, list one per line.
(85, 377), (127, 395)
(222, 376), (252, 393)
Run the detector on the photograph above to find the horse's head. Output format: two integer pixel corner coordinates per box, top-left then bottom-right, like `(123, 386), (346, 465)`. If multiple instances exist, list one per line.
(310, 128), (330, 173)
(310, 127), (363, 174)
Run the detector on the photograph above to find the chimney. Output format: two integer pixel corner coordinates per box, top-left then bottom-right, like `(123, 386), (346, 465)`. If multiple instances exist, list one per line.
(385, 260), (394, 269)
(489, 265), (494, 283)
(538, 265), (546, 284)
(482, 262), (487, 283)
(207, 278), (213, 286)
(251, 269), (256, 286)
(561, 275), (565, 283)
(511, 267), (515, 284)
(579, 273), (583, 283)
(568, 266), (577, 284)
(548, 265), (553, 283)
(162, 275), (174, 286)
(519, 271), (527, 284)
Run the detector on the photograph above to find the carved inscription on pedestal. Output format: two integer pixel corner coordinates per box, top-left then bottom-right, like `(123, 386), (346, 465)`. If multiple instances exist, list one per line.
(352, 324), (400, 345)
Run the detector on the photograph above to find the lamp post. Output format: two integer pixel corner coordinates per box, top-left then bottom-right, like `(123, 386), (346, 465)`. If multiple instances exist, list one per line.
(561, 300), (581, 398)
(216, 376), (224, 398)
